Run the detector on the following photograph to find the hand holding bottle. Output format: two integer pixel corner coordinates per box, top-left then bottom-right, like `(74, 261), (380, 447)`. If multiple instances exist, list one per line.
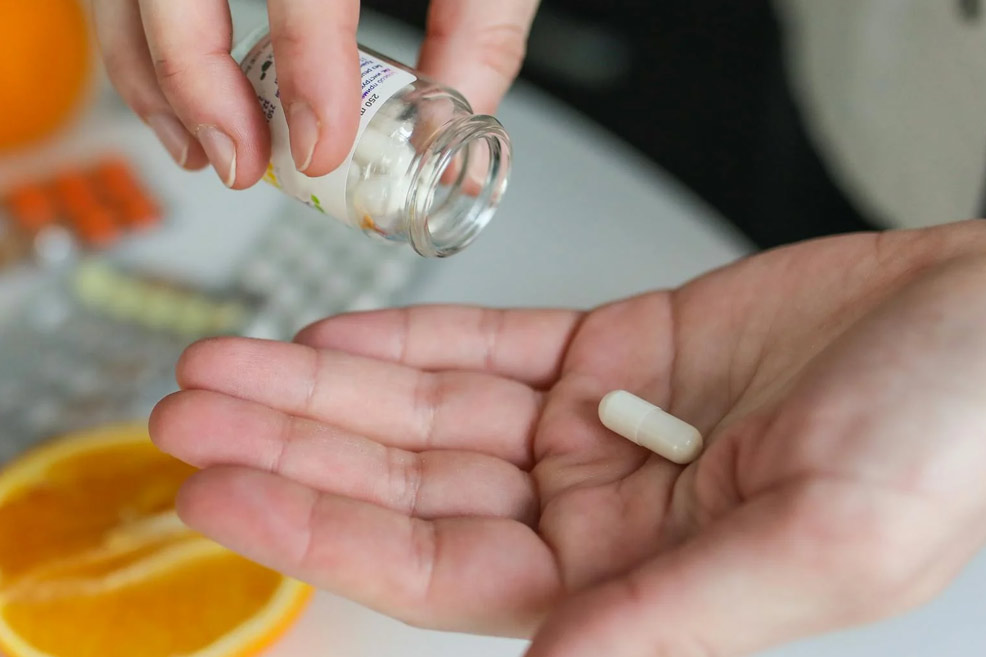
(91, 0), (538, 188)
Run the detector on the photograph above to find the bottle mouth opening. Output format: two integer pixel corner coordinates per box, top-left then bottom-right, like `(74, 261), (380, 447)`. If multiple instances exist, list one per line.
(405, 116), (511, 258)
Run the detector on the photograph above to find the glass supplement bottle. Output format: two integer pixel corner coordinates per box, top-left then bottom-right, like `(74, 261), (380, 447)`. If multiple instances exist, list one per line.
(232, 27), (512, 257)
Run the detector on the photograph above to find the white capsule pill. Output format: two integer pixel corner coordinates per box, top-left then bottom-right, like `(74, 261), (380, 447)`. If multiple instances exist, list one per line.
(598, 390), (704, 464)
(353, 128), (415, 174)
(347, 161), (365, 190)
(352, 175), (394, 218)
(353, 174), (412, 223)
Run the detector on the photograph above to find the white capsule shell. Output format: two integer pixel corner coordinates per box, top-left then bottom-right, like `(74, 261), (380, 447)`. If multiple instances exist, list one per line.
(353, 174), (412, 221)
(353, 127), (415, 175)
(598, 390), (704, 464)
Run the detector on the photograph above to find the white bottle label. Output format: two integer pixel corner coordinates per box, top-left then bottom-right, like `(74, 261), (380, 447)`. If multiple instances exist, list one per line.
(241, 37), (417, 223)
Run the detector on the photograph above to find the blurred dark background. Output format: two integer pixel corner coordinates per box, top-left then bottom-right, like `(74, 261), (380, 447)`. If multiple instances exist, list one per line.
(367, 0), (875, 249)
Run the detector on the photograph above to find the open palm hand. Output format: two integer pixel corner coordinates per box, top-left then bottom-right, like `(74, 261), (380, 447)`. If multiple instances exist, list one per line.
(152, 221), (986, 656)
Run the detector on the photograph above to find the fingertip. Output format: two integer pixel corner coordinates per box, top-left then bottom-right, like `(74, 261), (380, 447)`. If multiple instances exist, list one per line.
(267, 18), (361, 177)
(177, 466), (317, 566)
(176, 466), (262, 535)
(175, 336), (314, 414)
(227, 128), (271, 189)
(182, 141), (210, 170)
(148, 391), (182, 452)
(292, 310), (403, 361)
(174, 339), (203, 389)
(418, 0), (535, 116)
(291, 324), (328, 348)
(145, 113), (195, 167)
(149, 390), (227, 466)
(292, 311), (371, 346)
(196, 124), (269, 190)
(286, 101), (320, 173)
(291, 322), (321, 345)
(175, 467), (223, 531)
(175, 336), (233, 389)
(292, 92), (360, 177)
(149, 73), (270, 189)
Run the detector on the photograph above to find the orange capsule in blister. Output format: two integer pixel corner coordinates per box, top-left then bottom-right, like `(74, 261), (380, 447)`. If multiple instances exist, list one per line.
(72, 204), (120, 247)
(93, 158), (161, 228)
(54, 170), (122, 246)
(54, 172), (100, 214)
(6, 184), (57, 232)
(119, 196), (160, 228)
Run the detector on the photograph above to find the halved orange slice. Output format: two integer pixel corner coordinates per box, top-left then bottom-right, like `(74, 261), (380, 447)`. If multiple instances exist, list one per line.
(0, 423), (312, 657)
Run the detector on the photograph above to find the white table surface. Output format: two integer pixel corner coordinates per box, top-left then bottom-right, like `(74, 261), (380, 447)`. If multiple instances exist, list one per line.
(0, 8), (982, 657)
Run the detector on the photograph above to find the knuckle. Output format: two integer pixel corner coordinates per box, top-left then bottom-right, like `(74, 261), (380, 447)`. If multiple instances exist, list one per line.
(271, 26), (306, 59)
(151, 50), (229, 92)
(302, 348), (324, 415)
(152, 56), (188, 84)
(412, 373), (442, 446)
(402, 519), (438, 616)
(146, 396), (175, 449)
(478, 308), (505, 371)
(475, 24), (528, 77)
(387, 448), (424, 515)
(269, 415), (294, 474)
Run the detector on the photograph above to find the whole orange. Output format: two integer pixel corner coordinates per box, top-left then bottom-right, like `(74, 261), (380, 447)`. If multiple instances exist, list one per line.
(0, 0), (91, 151)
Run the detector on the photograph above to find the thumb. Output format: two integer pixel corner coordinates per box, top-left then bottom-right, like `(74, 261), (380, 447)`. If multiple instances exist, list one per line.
(526, 482), (938, 657)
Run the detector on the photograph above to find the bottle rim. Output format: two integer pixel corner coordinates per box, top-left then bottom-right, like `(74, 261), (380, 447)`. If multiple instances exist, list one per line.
(404, 115), (511, 258)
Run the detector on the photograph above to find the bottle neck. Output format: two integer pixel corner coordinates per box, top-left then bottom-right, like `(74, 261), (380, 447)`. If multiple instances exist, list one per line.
(404, 114), (511, 257)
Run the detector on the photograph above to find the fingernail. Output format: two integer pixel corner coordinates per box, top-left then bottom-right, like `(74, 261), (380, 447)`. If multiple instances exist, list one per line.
(147, 114), (190, 167)
(196, 125), (237, 188)
(287, 102), (320, 172)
